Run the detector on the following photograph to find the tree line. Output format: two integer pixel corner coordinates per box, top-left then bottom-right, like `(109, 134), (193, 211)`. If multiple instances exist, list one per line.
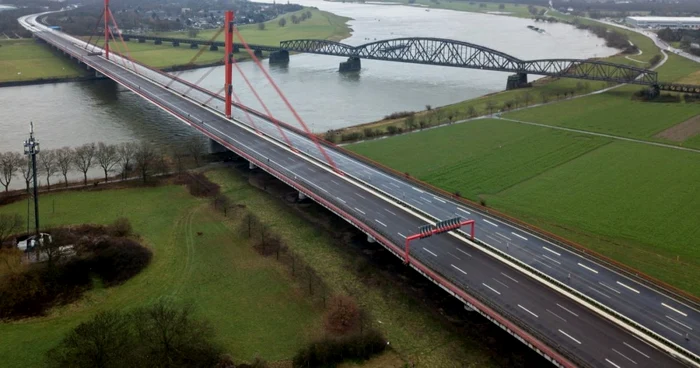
(0, 137), (208, 193)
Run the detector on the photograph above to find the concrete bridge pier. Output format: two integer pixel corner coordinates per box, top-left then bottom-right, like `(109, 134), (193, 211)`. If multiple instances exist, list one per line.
(339, 57), (361, 73)
(248, 161), (257, 170)
(233, 44), (240, 53)
(254, 49), (263, 58)
(298, 191), (307, 201)
(209, 44), (218, 51)
(138, 37), (145, 43)
(190, 43), (198, 49)
(367, 235), (376, 243)
(506, 72), (529, 90)
(154, 39), (162, 45)
(269, 49), (289, 64)
(209, 139), (228, 154)
(172, 40), (180, 47)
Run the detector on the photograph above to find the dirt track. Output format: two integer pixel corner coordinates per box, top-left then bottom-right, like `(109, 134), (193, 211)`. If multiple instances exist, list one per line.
(654, 115), (700, 142)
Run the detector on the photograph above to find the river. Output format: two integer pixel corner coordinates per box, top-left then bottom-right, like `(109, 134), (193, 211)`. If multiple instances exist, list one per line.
(0, 0), (616, 188)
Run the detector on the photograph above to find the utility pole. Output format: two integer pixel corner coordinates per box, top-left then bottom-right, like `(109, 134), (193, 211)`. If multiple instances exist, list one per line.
(23, 122), (40, 237)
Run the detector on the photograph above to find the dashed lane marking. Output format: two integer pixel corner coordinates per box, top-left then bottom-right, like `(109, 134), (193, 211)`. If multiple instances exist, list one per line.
(511, 232), (528, 241)
(558, 329), (582, 344)
(542, 246), (561, 256)
(484, 219), (499, 227)
(423, 248), (438, 257)
(578, 262), (599, 274)
(518, 304), (538, 318)
(451, 264), (467, 275)
(482, 283), (501, 295)
(616, 281), (640, 294)
(375, 219), (387, 227)
(662, 302), (688, 317)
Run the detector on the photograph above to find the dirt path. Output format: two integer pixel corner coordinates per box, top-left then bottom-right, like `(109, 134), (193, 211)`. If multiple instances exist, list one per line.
(654, 115), (700, 142)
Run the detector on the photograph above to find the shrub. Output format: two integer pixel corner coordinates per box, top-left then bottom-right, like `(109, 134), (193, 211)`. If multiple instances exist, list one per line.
(84, 237), (153, 286)
(179, 173), (220, 197)
(386, 125), (399, 135)
(383, 111), (414, 120)
(108, 217), (132, 237)
(324, 295), (360, 335)
(341, 132), (363, 142)
(292, 328), (386, 368)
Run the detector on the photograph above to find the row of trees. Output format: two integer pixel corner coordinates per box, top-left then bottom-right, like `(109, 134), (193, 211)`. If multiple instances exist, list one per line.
(276, 10), (314, 28)
(0, 137), (208, 193)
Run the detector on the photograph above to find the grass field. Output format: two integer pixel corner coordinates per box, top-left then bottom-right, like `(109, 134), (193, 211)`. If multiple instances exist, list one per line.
(206, 168), (505, 367)
(0, 183), (321, 367)
(0, 39), (87, 83)
(347, 119), (700, 296)
(159, 9), (351, 45)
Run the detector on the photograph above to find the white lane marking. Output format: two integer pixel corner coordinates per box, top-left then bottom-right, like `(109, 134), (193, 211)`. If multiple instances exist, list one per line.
(542, 254), (561, 265)
(558, 329), (581, 344)
(599, 282), (621, 294)
(482, 283), (501, 295)
(511, 232), (528, 241)
(518, 304), (538, 318)
(588, 286), (611, 299)
(389, 182), (400, 188)
(456, 248), (472, 258)
(666, 315), (693, 330)
(451, 264), (467, 275)
(384, 209), (396, 216)
(655, 321), (682, 336)
(420, 197), (432, 203)
(557, 303), (579, 317)
(457, 207), (471, 215)
(623, 342), (650, 359)
(547, 309), (567, 322)
(433, 196), (446, 204)
(355, 192), (366, 199)
(412, 186), (424, 193)
(354, 207), (365, 215)
(493, 278), (510, 289)
(578, 262), (599, 274)
(613, 348), (638, 365)
(542, 246), (561, 256)
(616, 281), (640, 294)
(423, 247), (438, 257)
(375, 219), (387, 227)
(331, 179), (341, 185)
(485, 235), (503, 244)
(398, 233), (406, 239)
(496, 232), (511, 241)
(534, 258), (553, 269)
(605, 358), (621, 368)
(662, 302), (688, 317)
(336, 197), (346, 204)
(500, 272), (519, 283)
(483, 219), (498, 227)
(448, 252), (461, 260)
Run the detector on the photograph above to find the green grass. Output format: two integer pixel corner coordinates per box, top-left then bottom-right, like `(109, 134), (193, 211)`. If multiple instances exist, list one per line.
(0, 184), (321, 367)
(159, 9), (352, 45)
(206, 168), (502, 367)
(346, 119), (700, 296)
(0, 39), (87, 82)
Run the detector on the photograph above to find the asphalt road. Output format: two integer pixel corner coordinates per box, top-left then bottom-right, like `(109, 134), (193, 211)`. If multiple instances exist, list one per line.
(21, 15), (696, 367)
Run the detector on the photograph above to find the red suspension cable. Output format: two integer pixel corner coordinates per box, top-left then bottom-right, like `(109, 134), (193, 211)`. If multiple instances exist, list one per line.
(108, 9), (139, 73)
(166, 27), (224, 88)
(84, 8), (105, 50)
(233, 29), (339, 173)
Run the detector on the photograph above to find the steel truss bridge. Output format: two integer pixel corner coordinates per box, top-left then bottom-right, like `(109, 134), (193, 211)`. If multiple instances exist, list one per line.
(20, 8), (700, 368)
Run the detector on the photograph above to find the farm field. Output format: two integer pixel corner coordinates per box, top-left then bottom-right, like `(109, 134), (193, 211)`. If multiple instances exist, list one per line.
(0, 39), (87, 83)
(0, 183), (321, 367)
(347, 118), (700, 295)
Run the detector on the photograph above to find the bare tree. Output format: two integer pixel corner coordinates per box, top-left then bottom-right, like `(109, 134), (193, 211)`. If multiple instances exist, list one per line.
(0, 152), (22, 192)
(18, 156), (32, 193)
(118, 142), (138, 180)
(523, 91), (532, 106)
(170, 146), (188, 177)
(185, 136), (207, 167)
(467, 105), (477, 118)
(73, 143), (96, 186)
(134, 142), (157, 183)
(485, 100), (496, 115)
(39, 149), (58, 191)
(95, 142), (119, 182)
(55, 147), (74, 187)
(0, 214), (23, 247)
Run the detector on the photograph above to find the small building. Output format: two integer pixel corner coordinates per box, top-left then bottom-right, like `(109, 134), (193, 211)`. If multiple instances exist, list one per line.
(625, 16), (700, 29)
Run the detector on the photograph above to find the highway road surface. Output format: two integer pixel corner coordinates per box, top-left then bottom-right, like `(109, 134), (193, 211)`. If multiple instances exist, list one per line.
(20, 12), (697, 367)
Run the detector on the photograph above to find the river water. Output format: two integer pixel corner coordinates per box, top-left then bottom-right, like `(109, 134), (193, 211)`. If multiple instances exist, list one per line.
(0, 0), (616, 187)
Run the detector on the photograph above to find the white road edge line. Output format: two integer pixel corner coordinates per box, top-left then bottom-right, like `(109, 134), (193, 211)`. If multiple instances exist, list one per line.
(482, 283), (501, 295)
(662, 302), (688, 317)
(518, 304), (538, 318)
(558, 329), (582, 344)
(423, 248), (438, 257)
(451, 264), (467, 275)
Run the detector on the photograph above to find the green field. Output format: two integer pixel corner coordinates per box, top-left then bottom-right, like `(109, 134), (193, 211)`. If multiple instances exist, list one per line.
(159, 9), (351, 45)
(0, 39), (87, 83)
(0, 183), (321, 367)
(347, 119), (700, 295)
